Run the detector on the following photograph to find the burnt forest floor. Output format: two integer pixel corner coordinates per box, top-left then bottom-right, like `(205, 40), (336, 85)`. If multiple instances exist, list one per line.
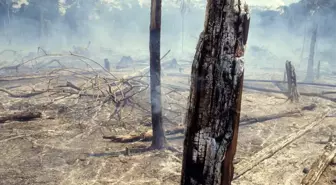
(0, 62), (335, 185)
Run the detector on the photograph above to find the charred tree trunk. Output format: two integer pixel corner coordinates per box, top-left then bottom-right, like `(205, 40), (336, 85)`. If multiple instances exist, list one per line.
(305, 24), (318, 82)
(180, 1), (250, 185)
(286, 61), (300, 102)
(149, 0), (167, 149)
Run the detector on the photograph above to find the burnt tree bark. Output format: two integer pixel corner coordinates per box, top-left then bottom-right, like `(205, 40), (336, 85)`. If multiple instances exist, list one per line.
(305, 24), (318, 82)
(286, 61), (300, 102)
(149, 0), (167, 149)
(180, 0), (250, 185)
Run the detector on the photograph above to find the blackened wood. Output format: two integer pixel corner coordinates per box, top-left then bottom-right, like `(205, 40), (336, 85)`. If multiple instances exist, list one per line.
(0, 111), (42, 123)
(149, 0), (167, 149)
(180, 0), (250, 185)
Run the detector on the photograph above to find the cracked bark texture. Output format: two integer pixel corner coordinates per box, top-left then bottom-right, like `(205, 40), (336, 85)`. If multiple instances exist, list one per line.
(180, 0), (250, 185)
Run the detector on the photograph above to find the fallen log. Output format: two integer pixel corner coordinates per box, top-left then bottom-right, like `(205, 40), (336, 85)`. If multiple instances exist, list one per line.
(103, 110), (303, 142)
(240, 110), (302, 126)
(301, 142), (336, 185)
(0, 111), (42, 123)
(243, 86), (336, 102)
(233, 109), (331, 180)
(102, 126), (185, 142)
(163, 83), (336, 102)
(0, 88), (47, 98)
(244, 79), (336, 88)
(158, 75), (336, 88)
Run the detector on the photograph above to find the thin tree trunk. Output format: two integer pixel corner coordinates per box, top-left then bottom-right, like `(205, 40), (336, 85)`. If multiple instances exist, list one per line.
(149, 0), (167, 149)
(305, 23), (318, 82)
(180, 0), (250, 185)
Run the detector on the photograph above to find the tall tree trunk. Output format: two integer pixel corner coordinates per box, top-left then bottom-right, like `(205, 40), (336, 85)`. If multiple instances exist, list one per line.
(149, 0), (167, 149)
(180, 0), (250, 185)
(305, 23), (318, 82)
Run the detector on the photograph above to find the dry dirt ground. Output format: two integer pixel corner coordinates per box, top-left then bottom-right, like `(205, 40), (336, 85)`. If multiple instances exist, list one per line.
(0, 61), (335, 185)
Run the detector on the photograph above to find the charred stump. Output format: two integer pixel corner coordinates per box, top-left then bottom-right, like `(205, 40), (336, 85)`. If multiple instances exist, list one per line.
(149, 0), (167, 149)
(180, 1), (250, 185)
(286, 61), (300, 102)
(116, 56), (133, 69)
(104, 58), (110, 72)
(162, 58), (179, 69)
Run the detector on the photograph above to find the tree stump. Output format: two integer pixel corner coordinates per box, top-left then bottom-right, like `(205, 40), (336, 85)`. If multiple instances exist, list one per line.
(116, 56), (133, 69)
(104, 58), (110, 72)
(180, 0), (250, 185)
(286, 61), (300, 102)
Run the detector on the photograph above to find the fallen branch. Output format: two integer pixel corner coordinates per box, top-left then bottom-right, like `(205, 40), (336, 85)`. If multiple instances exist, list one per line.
(159, 75), (336, 88)
(243, 86), (336, 102)
(244, 79), (336, 88)
(301, 142), (336, 185)
(240, 110), (302, 126)
(0, 88), (47, 98)
(233, 109), (331, 180)
(0, 111), (42, 123)
(102, 126), (185, 142)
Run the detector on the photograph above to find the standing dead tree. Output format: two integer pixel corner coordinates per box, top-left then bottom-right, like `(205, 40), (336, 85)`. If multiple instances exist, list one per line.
(305, 23), (318, 82)
(180, 0), (250, 184)
(149, 0), (167, 149)
(286, 61), (300, 102)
